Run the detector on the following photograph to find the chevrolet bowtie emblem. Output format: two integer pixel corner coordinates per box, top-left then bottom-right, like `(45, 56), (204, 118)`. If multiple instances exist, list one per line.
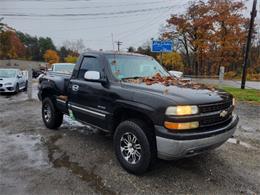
(220, 110), (228, 117)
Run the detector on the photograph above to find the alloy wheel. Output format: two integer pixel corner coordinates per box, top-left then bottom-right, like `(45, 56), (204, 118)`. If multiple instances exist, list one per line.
(120, 132), (142, 164)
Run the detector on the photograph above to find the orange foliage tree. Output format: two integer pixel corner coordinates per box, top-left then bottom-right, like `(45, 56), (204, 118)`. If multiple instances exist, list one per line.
(163, 0), (248, 75)
(0, 31), (26, 59)
(43, 49), (60, 67)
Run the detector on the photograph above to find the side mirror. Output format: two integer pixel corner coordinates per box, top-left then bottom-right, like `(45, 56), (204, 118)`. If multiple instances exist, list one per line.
(17, 75), (22, 79)
(84, 71), (101, 81)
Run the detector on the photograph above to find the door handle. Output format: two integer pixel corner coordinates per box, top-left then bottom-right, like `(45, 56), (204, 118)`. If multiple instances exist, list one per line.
(72, 84), (79, 91)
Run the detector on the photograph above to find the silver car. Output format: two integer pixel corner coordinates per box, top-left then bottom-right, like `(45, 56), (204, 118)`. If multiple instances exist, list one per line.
(0, 69), (27, 93)
(51, 63), (75, 74)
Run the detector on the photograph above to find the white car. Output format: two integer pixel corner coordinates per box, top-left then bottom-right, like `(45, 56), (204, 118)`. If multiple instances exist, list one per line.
(51, 63), (75, 74)
(169, 70), (191, 81)
(0, 69), (28, 93)
(168, 70), (184, 78)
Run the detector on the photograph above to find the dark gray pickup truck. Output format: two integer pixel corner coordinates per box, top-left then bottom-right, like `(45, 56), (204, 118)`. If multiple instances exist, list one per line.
(38, 51), (239, 174)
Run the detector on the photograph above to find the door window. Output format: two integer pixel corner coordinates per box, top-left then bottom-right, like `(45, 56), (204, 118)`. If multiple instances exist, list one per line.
(78, 56), (101, 79)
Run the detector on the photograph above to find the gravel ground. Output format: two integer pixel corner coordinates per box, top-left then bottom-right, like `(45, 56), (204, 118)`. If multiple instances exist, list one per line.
(0, 90), (259, 195)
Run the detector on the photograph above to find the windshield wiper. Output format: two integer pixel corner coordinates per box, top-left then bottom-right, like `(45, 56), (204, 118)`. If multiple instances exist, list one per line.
(122, 76), (143, 80)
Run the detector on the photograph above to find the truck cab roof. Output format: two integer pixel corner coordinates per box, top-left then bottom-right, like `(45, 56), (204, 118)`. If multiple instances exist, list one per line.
(81, 51), (147, 57)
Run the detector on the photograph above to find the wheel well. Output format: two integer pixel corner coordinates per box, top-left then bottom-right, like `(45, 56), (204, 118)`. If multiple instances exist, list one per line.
(41, 88), (56, 100)
(112, 108), (155, 133)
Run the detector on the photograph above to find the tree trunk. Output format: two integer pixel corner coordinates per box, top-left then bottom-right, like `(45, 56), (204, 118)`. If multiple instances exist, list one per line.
(183, 35), (191, 68)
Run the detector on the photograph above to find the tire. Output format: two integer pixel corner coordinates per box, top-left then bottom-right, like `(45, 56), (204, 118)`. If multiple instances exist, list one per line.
(23, 81), (28, 92)
(113, 119), (156, 175)
(15, 83), (19, 94)
(42, 97), (63, 129)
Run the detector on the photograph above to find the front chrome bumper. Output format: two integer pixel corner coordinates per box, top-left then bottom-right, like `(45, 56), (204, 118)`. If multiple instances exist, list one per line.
(156, 115), (238, 160)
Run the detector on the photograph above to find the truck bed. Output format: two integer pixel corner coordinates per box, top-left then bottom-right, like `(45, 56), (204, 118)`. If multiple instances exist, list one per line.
(39, 71), (71, 95)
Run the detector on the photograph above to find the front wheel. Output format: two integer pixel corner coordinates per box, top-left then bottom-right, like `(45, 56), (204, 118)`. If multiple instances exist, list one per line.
(113, 119), (156, 175)
(15, 83), (19, 94)
(42, 97), (63, 129)
(23, 81), (28, 91)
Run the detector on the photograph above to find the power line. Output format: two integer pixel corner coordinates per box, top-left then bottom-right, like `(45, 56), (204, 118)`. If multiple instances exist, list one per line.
(0, 5), (177, 17)
(117, 8), (173, 40)
(50, 1), (183, 48)
(1, 0), (174, 10)
(117, 1), (185, 40)
(20, 14), (165, 32)
(2, 11), (170, 21)
(124, 2), (188, 49)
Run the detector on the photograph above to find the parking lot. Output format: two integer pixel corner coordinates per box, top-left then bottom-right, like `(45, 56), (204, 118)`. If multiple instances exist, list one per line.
(0, 88), (260, 195)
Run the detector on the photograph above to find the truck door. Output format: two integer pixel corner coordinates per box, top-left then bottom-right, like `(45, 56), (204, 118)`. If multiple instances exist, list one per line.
(68, 55), (109, 130)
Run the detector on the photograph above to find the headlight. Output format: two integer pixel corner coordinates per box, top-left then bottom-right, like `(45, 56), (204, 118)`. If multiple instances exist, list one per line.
(232, 98), (235, 106)
(164, 121), (199, 130)
(4, 82), (13, 86)
(165, 105), (199, 116)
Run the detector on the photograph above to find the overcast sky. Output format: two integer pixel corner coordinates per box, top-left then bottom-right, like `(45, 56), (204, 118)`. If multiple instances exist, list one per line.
(0, 0), (259, 51)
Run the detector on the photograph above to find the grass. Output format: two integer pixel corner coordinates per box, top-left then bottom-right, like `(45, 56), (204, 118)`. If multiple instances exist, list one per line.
(222, 86), (260, 103)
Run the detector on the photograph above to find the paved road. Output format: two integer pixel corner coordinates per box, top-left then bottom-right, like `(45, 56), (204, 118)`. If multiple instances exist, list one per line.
(193, 79), (260, 90)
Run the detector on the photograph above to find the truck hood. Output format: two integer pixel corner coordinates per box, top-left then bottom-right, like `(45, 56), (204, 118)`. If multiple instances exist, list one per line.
(0, 77), (16, 84)
(121, 82), (231, 105)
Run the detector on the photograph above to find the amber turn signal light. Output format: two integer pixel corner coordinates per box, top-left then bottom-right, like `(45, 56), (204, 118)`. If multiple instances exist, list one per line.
(164, 121), (199, 130)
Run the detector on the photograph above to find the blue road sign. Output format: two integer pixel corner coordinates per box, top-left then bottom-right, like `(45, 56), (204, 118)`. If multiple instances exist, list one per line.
(151, 40), (173, 53)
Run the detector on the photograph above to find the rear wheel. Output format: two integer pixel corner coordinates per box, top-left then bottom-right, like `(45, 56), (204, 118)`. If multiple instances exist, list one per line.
(42, 97), (63, 129)
(113, 119), (156, 175)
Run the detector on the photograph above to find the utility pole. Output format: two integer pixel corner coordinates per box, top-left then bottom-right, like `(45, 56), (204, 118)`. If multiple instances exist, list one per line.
(241, 0), (257, 89)
(111, 33), (115, 51)
(160, 52), (163, 65)
(115, 41), (122, 52)
(27, 64), (32, 100)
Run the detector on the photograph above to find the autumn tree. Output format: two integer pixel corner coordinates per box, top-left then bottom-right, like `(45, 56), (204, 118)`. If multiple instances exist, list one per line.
(207, 0), (247, 74)
(43, 49), (60, 67)
(157, 52), (184, 71)
(250, 44), (260, 73)
(163, 0), (248, 75)
(64, 55), (78, 63)
(163, 1), (212, 75)
(0, 31), (26, 59)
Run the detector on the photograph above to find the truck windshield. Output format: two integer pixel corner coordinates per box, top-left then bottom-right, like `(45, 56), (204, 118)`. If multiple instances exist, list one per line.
(106, 55), (169, 80)
(0, 69), (17, 78)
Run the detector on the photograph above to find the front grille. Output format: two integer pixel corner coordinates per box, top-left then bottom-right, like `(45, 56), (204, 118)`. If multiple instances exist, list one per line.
(199, 100), (232, 113)
(197, 99), (233, 129)
(200, 113), (231, 127)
